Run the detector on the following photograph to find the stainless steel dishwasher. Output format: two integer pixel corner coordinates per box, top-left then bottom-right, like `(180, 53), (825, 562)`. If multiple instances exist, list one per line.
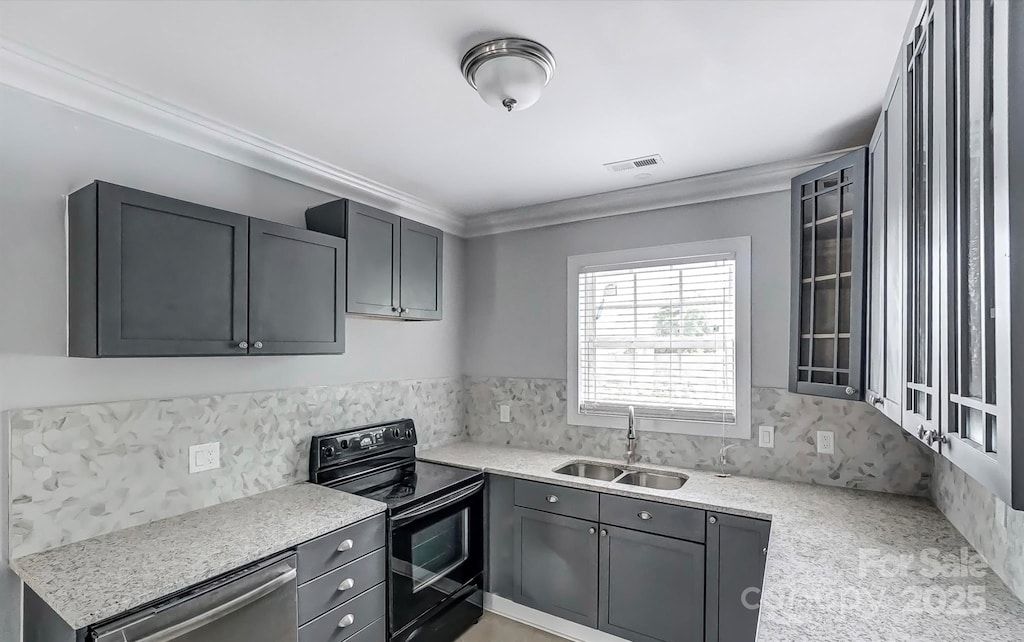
(89, 553), (297, 642)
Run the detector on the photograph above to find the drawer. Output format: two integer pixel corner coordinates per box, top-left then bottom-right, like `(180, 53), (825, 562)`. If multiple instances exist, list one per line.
(344, 617), (385, 642)
(600, 494), (706, 543)
(298, 514), (386, 584)
(299, 548), (387, 625)
(299, 583), (386, 642)
(514, 479), (598, 522)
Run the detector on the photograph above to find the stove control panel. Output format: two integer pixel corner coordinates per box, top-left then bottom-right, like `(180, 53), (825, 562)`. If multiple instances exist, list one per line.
(309, 419), (418, 473)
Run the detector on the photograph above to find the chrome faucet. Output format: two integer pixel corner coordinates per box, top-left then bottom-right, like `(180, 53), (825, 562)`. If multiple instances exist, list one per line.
(625, 405), (639, 464)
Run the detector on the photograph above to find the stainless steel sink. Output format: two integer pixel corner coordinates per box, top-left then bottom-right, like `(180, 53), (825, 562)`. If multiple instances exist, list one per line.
(554, 462), (626, 481)
(616, 470), (688, 490)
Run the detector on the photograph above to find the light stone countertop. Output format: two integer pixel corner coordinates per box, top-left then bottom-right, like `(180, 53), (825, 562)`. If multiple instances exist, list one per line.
(11, 483), (386, 630)
(419, 442), (1024, 642)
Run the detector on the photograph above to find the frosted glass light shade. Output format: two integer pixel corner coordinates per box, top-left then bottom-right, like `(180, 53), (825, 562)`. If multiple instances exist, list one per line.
(473, 55), (548, 111)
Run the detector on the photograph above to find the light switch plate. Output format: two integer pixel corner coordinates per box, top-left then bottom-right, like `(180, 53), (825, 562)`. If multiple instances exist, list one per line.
(499, 404), (511, 423)
(758, 425), (775, 448)
(189, 442), (220, 474)
(816, 431), (835, 455)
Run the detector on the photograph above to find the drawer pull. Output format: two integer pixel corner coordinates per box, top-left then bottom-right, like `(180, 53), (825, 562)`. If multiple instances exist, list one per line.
(336, 539), (354, 552)
(638, 511), (653, 520)
(337, 578), (355, 592)
(338, 614), (355, 629)
(545, 495), (559, 503)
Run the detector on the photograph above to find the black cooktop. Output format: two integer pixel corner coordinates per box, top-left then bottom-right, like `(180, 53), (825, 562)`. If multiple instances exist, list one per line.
(309, 419), (482, 512)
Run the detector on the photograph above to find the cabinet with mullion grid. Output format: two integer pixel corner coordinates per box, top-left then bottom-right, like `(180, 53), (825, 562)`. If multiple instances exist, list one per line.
(789, 149), (868, 400)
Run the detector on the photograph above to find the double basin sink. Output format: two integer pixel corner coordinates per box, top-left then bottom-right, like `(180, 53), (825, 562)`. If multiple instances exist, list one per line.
(553, 461), (687, 490)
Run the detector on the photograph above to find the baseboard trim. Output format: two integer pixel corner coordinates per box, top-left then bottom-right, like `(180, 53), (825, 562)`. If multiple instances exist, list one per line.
(483, 593), (628, 642)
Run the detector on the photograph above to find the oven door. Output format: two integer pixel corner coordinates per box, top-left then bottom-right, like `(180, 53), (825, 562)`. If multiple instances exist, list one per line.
(389, 478), (484, 635)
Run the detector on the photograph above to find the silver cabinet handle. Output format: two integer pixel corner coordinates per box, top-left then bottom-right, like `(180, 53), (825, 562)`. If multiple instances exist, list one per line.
(237, 341), (248, 349)
(336, 539), (354, 552)
(588, 527), (597, 535)
(763, 547), (768, 555)
(253, 341), (263, 349)
(337, 614), (355, 629)
(638, 511), (653, 521)
(845, 386), (856, 396)
(599, 529), (608, 537)
(917, 425), (927, 440)
(545, 495), (559, 503)
(709, 516), (718, 525)
(392, 306), (400, 313)
(337, 578), (354, 592)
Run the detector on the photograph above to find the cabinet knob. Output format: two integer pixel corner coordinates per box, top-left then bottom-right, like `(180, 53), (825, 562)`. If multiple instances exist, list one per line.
(337, 578), (355, 592)
(545, 494), (559, 503)
(845, 386), (856, 396)
(871, 396), (884, 407)
(237, 341), (248, 349)
(638, 511), (653, 521)
(336, 539), (354, 552)
(337, 614), (355, 629)
(763, 547), (768, 555)
(709, 516), (718, 525)
(917, 425), (927, 440)
(392, 306), (400, 313)
(600, 529), (608, 537)
(400, 307), (408, 314)
(588, 527), (597, 535)
(253, 341), (263, 349)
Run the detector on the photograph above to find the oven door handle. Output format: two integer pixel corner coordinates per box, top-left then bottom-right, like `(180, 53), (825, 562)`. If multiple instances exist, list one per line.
(390, 479), (485, 527)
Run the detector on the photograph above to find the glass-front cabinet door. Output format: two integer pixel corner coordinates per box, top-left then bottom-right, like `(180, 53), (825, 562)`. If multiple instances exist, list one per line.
(789, 149), (868, 400)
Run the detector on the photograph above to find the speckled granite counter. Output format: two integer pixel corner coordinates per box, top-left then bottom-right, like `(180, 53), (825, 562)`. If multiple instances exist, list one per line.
(419, 442), (1024, 642)
(11, 483), (385, 630)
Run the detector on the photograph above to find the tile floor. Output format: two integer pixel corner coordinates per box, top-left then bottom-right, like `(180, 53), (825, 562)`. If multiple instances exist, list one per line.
(457, 612), (568, 641)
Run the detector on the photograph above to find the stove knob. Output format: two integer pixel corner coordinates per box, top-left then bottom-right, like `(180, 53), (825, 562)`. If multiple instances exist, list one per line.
(339, 439), (349, 449)
(392, 427), (401, 438)
(322, 445), (336, 459)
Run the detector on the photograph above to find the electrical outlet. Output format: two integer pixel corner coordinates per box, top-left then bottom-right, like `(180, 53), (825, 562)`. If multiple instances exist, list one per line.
(995, 497), (1008, 529)
(816, 431), (835, 455)
(189, 442), (220, 474)
(499, 404), (511, 423)
(758, 425), (775, 449)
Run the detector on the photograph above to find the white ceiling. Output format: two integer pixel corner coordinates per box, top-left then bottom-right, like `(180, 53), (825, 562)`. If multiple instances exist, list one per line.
(0, 0), (913, 218)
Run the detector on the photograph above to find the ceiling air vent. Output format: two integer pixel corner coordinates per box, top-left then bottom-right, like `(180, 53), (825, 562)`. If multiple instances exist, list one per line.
(603, 154), (664, 173)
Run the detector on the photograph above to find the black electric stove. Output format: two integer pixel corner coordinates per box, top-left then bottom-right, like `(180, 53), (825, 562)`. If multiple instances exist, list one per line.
(309, 419), (484, 642)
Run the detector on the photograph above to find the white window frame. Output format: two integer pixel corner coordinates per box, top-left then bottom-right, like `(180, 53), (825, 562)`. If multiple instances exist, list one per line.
(567, 237), (751, 438)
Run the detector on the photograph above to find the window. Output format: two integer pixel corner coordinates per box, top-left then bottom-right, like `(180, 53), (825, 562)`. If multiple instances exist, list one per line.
(567, 238), (751, 438)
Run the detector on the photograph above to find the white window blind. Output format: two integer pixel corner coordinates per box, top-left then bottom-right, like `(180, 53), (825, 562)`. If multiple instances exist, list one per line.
(577, 254), (737, 424)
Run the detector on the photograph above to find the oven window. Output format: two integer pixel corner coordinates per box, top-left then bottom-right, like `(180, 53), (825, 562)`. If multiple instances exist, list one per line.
(411, 509), (469, 593)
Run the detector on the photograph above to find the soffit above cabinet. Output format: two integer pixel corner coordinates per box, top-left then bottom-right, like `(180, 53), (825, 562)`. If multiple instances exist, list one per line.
(0, 0), (914, 232)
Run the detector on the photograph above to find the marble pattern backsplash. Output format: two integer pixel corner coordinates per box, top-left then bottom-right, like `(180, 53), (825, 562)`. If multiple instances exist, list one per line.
(8, 377), (465, 558)
(931, 454), (1024, 604)
(464, 376), (932, 497)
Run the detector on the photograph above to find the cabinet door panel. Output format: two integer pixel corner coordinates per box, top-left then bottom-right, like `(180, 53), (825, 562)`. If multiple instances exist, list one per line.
(249, 219), (346, 355)
(599, 525), (704, 642)
(95, 182), (248, 356)
(883, 72), (906, 423)
(705, 513), (771, 642)
(513, 507), (598, 628)
(399, 219), (443, 320)
(347, 204), (401, 316)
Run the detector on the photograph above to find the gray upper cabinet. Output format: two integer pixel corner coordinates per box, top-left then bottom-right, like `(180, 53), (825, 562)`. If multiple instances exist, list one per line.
(705, 512), (771, 642)
(68, 181), (347, 357)
(249, 219), (346, 355)
(512, 506), (599, 628)
(68, 181), (250, 357)
(598, 525), (704, 642)
(865, 58), (907, 427)
(305, 199), (443, 320)
(789, 148), (869, 400)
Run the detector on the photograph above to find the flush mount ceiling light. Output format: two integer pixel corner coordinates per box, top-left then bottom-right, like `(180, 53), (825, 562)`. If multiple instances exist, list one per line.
(461, 37), (556, 113)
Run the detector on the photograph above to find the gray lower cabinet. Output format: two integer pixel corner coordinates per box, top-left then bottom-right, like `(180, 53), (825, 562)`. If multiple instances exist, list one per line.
(513, 506), (600, 628)
(67, 180), (348, 357)
(705, 512), (771, 642)
(598, 525), (704, 642)
(305, 198), (443, 320)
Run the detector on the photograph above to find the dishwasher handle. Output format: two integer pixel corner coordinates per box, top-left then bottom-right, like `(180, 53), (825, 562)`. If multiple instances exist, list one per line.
(92, 556), (297, 642)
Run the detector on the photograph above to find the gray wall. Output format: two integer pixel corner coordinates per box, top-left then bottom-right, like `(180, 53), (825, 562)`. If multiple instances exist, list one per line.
(462, 191), (790, 387)
(0, 85), (464, 639)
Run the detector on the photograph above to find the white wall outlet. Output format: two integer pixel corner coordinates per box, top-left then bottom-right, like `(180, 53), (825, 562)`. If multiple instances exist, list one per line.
(499, 404), (511, 423)
(816, 431), (835, 455)
(189, 442), (220, 474)
(758, 425), (775, 449)
(995, 497), (1008, 529)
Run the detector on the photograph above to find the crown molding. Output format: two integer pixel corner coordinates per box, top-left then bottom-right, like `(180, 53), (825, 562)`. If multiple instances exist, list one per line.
(0, 37), (466, 236)
(464, 148), (855, 237)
